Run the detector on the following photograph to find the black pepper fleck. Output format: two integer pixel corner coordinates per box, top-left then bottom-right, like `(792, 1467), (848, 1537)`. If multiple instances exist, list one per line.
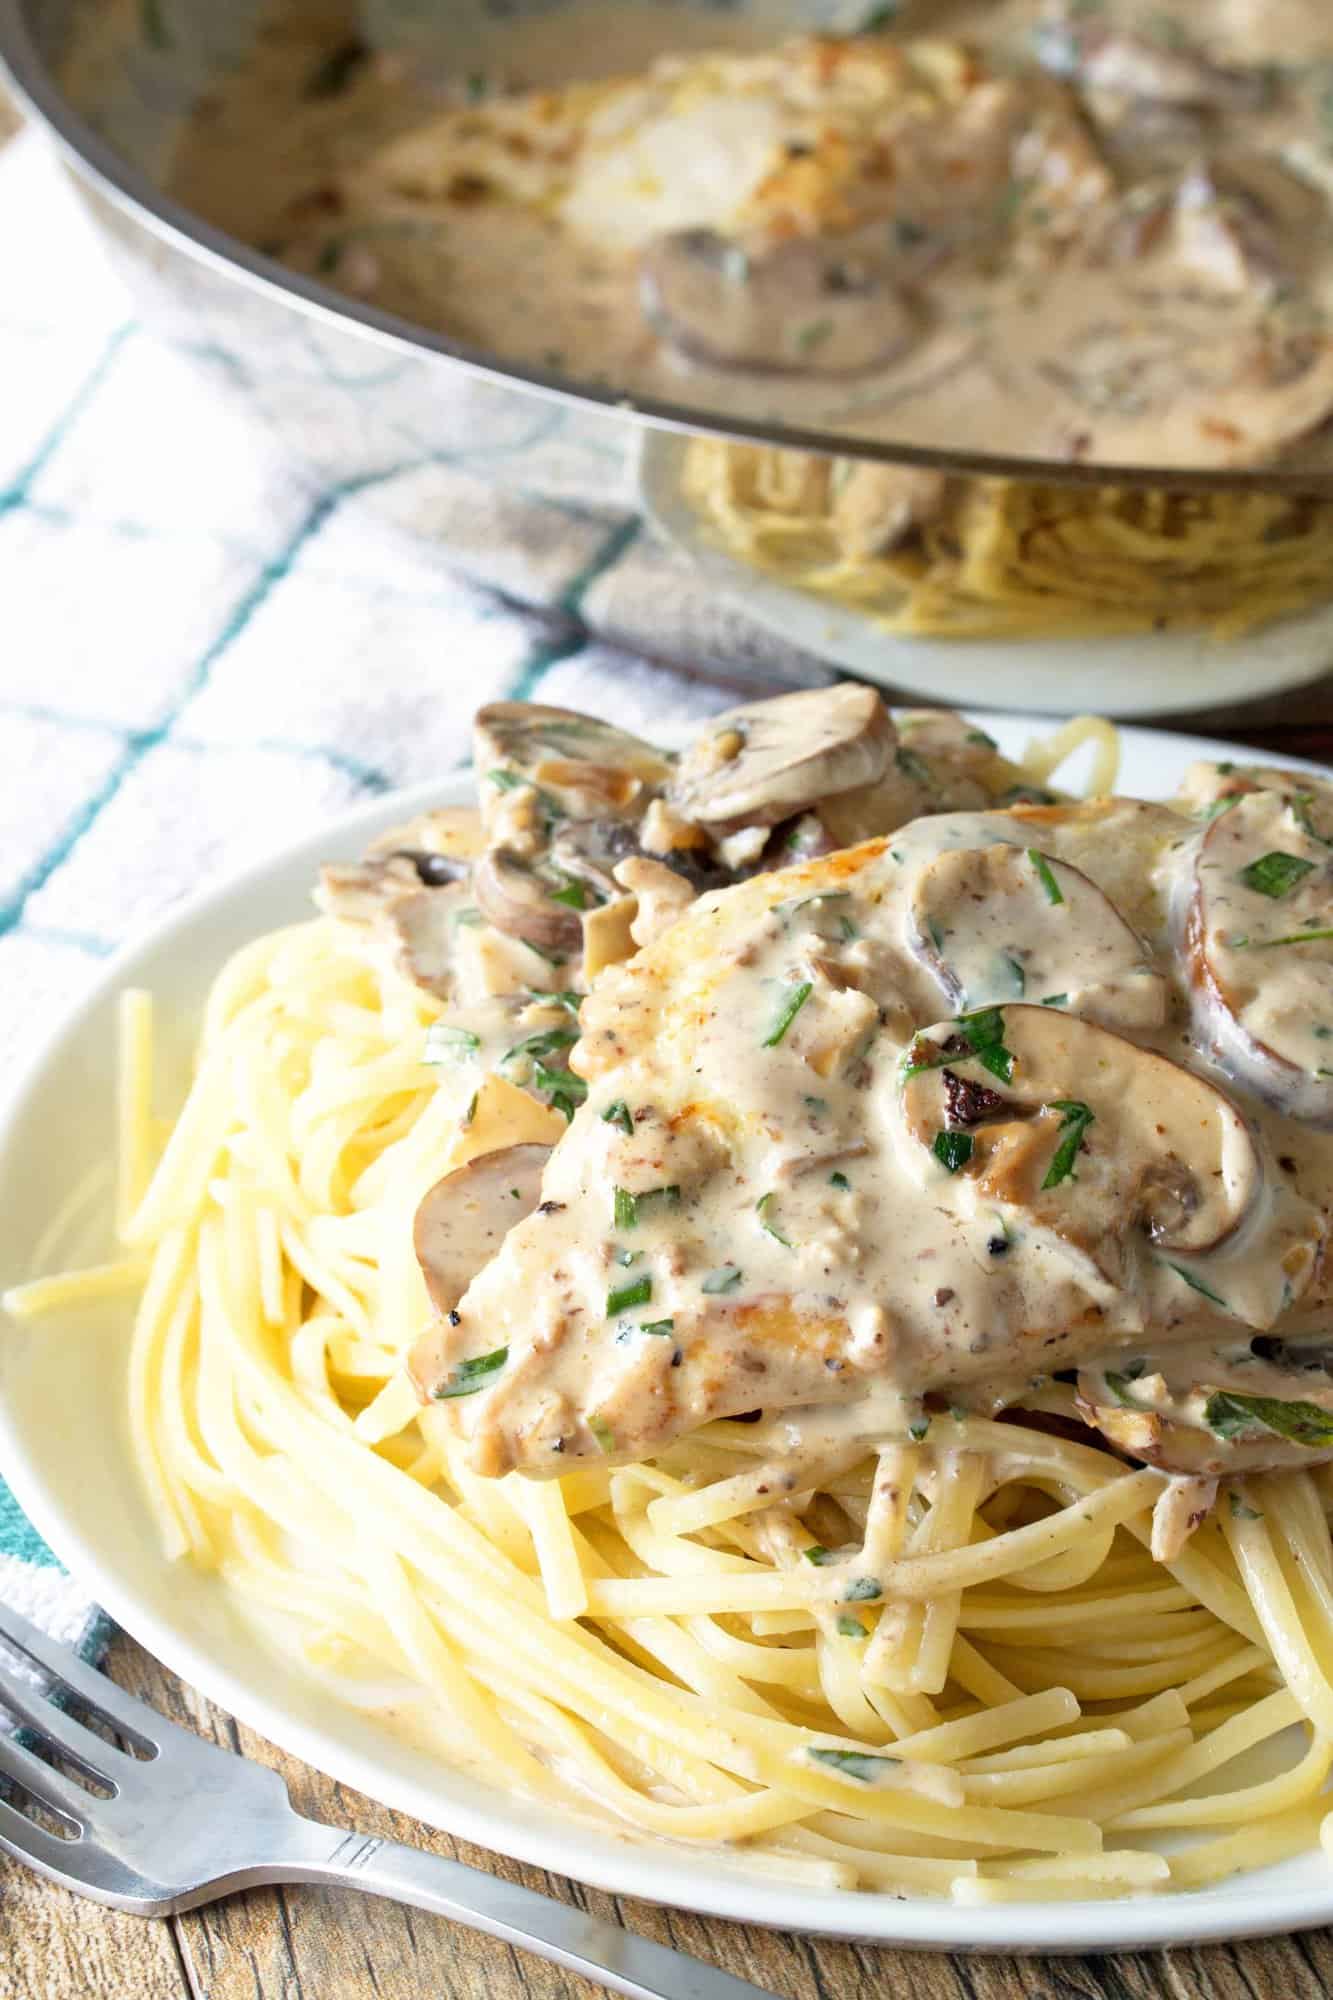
(987, 1236), (1010, 1257)
(447, 1309), (462, 1326)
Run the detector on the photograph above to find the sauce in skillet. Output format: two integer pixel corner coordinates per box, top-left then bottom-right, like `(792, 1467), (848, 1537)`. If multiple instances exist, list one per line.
(154, 0), (1333, 470)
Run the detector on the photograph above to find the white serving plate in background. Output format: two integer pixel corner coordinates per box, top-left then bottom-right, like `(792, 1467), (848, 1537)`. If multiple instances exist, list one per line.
(640, 433), (1333, 720)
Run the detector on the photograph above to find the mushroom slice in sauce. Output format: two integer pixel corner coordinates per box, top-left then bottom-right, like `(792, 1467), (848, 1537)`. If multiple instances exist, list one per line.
(315, 854), (472, 1001)
(667, 684), (894, 831)
(472, 845), (586, 957)
(1035, 20), (1267, 113)
(1182, 787), (1333, 1124)
(898, 1004), (1261, 1288)
(908, 843), (1166, 1030)
(640, 229), (922, 378)
(1078, 1345), (1333, 1478)
(411, 1140), (551, 1340)
(475, 702), (673, 831)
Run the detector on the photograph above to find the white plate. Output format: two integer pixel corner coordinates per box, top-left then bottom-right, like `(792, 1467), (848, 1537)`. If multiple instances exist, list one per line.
(641, 432), (1333, 721)
(1, 716), (1331, 1955)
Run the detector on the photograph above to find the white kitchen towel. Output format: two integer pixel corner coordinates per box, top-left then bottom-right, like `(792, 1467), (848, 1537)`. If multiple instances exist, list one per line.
(0, 126), (813, 1653)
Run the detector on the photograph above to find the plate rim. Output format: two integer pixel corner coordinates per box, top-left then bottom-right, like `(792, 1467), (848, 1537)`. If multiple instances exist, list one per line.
(3, 713), (1333, 1955)
(638, 430), (1333, 722)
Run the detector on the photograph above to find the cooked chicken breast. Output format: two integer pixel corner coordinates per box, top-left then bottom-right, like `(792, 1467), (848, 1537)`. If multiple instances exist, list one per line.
(412, 786), (1333, 1481)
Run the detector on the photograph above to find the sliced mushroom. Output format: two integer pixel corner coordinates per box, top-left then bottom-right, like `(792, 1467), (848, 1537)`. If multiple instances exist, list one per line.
(667, 684), (894, 832)
(475, 703), (672, 826)
(813, 711), (993, 848)
(1034, 20), (1266, 112)
(412, 1142), (552, 1325)
(1182, 788), (1333, 1124)
(908, 844), (1166, 1031)
(1078, 1345), (1333, 1477)
(1177, 759), (1333, 819)
(473, 846), (585, 957)
(314, 862), (471, 1000)
(640, 229), (922, 378)
(548, 817), (641, 901)
(898, 1004), (1261, 1290)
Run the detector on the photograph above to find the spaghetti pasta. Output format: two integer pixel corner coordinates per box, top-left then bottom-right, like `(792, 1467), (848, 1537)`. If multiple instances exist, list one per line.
(681, 440), (1333, 643)
(9, 905), (1333, 1900)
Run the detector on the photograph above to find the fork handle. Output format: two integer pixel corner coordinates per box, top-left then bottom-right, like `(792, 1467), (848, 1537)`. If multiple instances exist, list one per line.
(284, 1819), (785, 2000)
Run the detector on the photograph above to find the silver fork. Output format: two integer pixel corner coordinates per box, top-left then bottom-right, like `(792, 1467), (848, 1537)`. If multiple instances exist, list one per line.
(0, 1605), (785, 2000)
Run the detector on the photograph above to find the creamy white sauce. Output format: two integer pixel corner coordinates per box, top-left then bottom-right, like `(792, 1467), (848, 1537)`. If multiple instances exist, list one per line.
(427, 784), (1333, 1477)
(152, 0), (1333, 470)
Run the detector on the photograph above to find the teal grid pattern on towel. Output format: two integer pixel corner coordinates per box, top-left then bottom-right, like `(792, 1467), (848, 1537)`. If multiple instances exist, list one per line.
(0, 129), (804, 1658)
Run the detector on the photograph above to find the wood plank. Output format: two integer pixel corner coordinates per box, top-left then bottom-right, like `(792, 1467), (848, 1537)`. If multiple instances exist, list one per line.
(0, 1841), (187, 2000)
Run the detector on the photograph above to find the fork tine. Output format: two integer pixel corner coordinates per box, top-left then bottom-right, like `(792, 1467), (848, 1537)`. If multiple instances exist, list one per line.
(0, 1604), (171, 1751)
(0, 1656), (131, 1782)
(0, 1791), (87, 1888)
(0, 1728), (94, 1831)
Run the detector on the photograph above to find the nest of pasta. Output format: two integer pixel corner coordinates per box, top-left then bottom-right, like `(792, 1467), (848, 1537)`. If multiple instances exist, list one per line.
(683, 440), (1333, 641)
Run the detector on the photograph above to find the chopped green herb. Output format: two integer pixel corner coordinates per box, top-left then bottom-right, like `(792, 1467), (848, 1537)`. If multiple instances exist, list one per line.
(602, 1099), (635, 1135)
(639, 1319), (675, 1337)
(424, 1023), (481, 1065)
(487, 767), (523, 792)
(958, 1006), (1014, 1083)
(1166, 1262), (1228, 1309)
(504, 1027), (580, 1066)
(607, 1275), (653, 1317)
(533, 1061), (586, 1121)
(795, 318), (834, 353)
(1229, 1490), (1263, 1521)
(908, 1417), (930, 1442)
(1041, 993), (1068, 1008)
(804, 1095), (830, 1116)
(614, 1186), (637, 1232)
(967, 728), (998, 749)
(1216, 762), (1236, 776)
(808, 1747), (899, 1782)
(803, 1545), (836, 1566)
(830, 1171), (851, 1191)
(702, 1265), (743, 1294)
(836, 1615), (866, 1639)
(316, 238), (345, 275)
(464, 69), (490, 102)
(1041, 1100), (1094, 1190)
(933, 1130), (974, 1174)
(1029, 850), (1064, 906)
(756, 1192), (793, 1247)
(548, 877), (588, 910)
(453, 905), (484, 927)
(842, 1577), (883, 1603)
(462, 1091), (478, 1128)
(895, 746), (934, 788)
(614, 1184), (681, 1230)
(432, 1346), (508, 1399)
(588, 1415), (616, 1454)
(1235, 929), (1333, 950)
(1104, 1370), (1143, 1407)
(1004, 954), (1027, 997)
(1197, 795), (1239, 823)
(1239, 851), (1315, 898)
(763, 981), (813, 1048)
(1290, 794), (1333, 848)
(1206, 1391), (1333, 1448)
(529, 989), (582, 1013)
(140, 0), (171, 47)
(859, 0), (900, 27)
